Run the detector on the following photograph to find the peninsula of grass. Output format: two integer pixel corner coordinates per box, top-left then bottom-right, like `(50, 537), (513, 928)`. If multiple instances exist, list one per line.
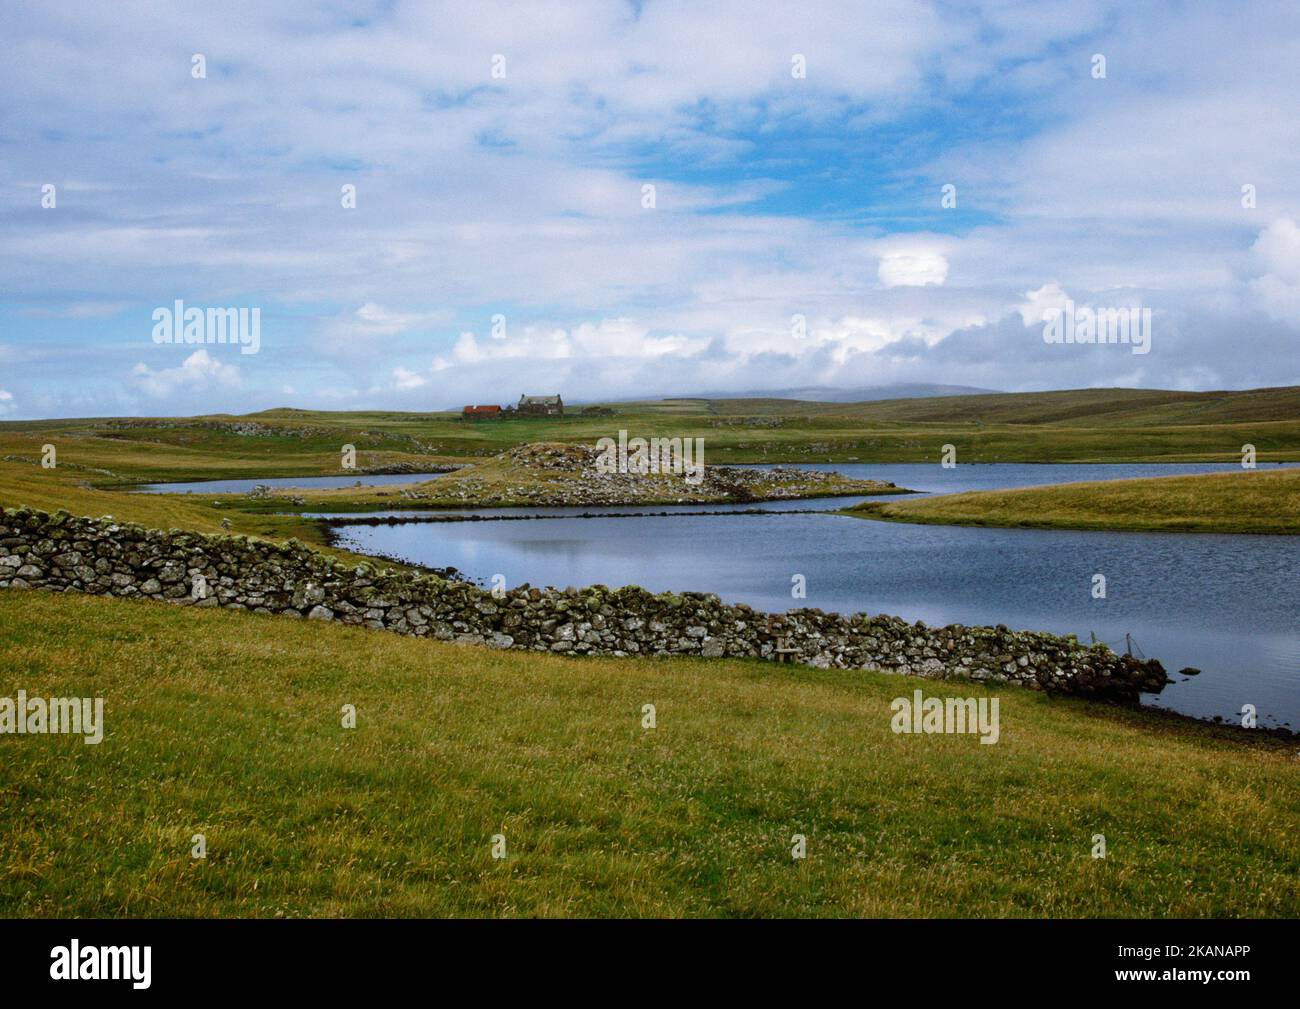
(1, 589), (1296, 918)
(846, 467), (1300, 535)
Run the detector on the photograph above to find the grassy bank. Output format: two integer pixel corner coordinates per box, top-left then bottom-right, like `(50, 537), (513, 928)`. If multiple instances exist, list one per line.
(0, 458), (315, 540)
(847, 467), (1300, 535)
(0, 457), (413, 568)
(1, 590), (1296, 917)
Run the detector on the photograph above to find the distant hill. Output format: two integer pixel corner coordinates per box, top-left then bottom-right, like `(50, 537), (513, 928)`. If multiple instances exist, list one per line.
(7, 385), (1297, 434)
(207, 385), (1300, 428)
(594, 384), (996, 405)
(808, 385), (1300, 426)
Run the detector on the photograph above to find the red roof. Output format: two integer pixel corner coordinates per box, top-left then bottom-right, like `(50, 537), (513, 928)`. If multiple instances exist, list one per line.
(462, 404), (502, 414)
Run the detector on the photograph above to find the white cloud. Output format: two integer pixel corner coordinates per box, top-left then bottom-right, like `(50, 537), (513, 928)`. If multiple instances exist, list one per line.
(431, 319), (703, 374)
(131, 350), (241, 398)
(320, 303), (446, 356)
(878, 251), (949, 288)
(1016, 283), (1072, 326)
(1247, 218), (1300, 325)
(391, 366), (427, 390)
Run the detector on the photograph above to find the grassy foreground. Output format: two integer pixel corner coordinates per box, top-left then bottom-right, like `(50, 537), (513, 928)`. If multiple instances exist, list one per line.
(848, 467), (1300, 535)
(1, 590), (1296, 918)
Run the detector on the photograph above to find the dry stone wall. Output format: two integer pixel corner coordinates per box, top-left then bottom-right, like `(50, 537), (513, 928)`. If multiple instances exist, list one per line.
(0, 507), (1169, 702)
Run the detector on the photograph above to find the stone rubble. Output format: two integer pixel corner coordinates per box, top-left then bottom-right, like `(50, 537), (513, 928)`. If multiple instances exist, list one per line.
(447, 442), (902, 507)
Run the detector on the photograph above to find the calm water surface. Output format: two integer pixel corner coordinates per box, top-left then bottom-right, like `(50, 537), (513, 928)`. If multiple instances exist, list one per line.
(137, 472), (450, 494)
(325, 463), (1300, 728)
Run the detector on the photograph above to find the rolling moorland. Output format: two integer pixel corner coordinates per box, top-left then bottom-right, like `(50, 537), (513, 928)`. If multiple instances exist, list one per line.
(1, 385), (1298, 483)
(1, 385), (1298, 916)
(1, 384), (1296, 531)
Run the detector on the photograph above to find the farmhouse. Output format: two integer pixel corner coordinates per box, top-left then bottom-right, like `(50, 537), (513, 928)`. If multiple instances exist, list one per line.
(518, 394), (563, 416)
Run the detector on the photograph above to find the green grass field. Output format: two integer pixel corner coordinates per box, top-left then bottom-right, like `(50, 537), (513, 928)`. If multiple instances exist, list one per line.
(3, 388), (1298, 917)
(1, 590), (1296, 918)
(848, 467), (1300, 535)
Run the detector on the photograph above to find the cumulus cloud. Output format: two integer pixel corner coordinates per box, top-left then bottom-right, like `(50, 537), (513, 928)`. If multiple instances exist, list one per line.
(1247, 218), (1300, 324)
(431, 319), (704, 375)
(0, 390), (14, 415)
(391, 366), (427, 391)
(1016, 283), (1072, 327)
(131, 350), (241, 398)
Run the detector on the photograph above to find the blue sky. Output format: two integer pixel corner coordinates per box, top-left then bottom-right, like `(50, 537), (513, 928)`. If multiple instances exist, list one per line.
(2, 0), (1299, 419)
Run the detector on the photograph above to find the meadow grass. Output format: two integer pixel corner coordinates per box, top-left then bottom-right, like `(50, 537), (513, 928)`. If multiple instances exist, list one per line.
(848, 467), (1300, 535)
(1, 590), (1296, 918)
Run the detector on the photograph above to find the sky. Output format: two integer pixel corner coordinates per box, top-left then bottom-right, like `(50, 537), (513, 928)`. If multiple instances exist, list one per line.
(1, 0), (1298, 419)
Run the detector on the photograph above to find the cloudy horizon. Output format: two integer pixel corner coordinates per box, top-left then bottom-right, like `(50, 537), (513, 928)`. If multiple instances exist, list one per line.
(2, 0), (1299, 420)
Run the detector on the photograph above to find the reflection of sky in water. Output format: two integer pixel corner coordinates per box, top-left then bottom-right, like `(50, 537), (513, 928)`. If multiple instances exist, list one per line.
(265, 461), (1292, 729)
(331, 514), (1299, 729)
(137, 472), (451, 494)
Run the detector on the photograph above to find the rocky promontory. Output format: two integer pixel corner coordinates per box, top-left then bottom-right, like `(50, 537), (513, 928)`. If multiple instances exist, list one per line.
(261, 441), (912, 511)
